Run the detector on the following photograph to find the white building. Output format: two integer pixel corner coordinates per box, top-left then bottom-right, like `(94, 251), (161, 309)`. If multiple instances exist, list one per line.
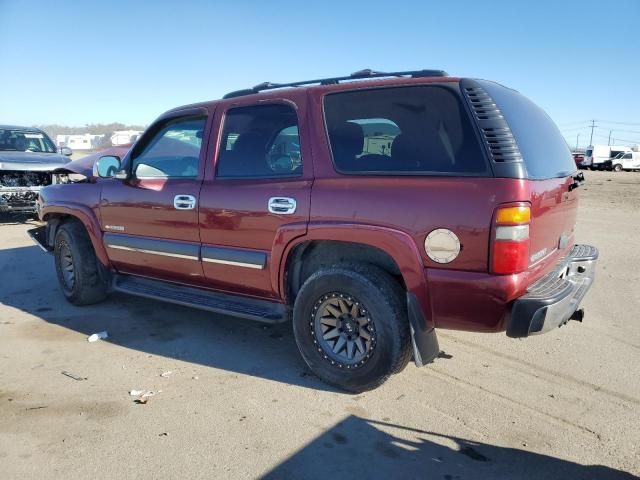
(111, 130), (143, 146)
(56, 134), (105, 150)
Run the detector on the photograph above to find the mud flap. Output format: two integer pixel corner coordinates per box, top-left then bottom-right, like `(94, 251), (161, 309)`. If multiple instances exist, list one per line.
(407, 293), (439, 367)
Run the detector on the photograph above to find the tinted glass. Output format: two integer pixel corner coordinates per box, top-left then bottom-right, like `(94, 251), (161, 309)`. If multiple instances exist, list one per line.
(0, 129), (56, 153)
(217, 104), (302, 178)
(478, 80), (576, 179)
(132, 117), (205, 178)
(324, 86), (486, 175)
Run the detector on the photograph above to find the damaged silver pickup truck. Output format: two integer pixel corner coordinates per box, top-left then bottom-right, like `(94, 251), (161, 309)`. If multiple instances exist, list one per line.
(0, 125), (73, 214)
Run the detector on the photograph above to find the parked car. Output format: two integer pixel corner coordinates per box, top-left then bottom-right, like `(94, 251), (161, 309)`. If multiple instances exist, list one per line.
(582, 144), (631, 170)
(611, 151), (640, 172)
(29, 69), (598, 392)
(0, 125), (72, 213)
(572, 152), (584, 168)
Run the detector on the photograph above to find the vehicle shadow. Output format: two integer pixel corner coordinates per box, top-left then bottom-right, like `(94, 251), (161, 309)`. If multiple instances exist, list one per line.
(0, 244), (331, 392)
(0, 212), (38, 225)
(261, 415), (637, 480)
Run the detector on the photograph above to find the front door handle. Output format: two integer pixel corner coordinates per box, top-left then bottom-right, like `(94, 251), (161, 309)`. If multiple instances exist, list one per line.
(174, 194), (197, 210)
(268, 197), (297, 215)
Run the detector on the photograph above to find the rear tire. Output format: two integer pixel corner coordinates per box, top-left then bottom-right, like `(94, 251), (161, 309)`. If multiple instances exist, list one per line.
(613, 164), (622, 172)
(54, 221), (108, 305)
(292, 264), (412, 393)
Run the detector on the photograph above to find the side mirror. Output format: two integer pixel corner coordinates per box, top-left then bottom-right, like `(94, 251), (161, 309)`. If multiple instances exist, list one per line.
(60, 146), (73, 156)
(94, 155), (122, 178)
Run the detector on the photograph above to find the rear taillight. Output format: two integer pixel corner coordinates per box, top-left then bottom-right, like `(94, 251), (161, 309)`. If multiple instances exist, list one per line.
(491, 205), (531, 274)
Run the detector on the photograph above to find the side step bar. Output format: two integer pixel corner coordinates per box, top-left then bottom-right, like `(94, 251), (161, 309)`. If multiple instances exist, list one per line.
(112, 275), (287, 324)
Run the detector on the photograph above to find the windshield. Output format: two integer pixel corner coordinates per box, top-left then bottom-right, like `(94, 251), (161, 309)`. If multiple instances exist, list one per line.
(0, 128), (56, 153)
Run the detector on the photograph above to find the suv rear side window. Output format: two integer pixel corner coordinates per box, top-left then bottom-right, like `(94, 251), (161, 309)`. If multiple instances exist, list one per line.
(477, 80), (577, 179)
(132, 116), (205, 178)
(217, 104), (302, 178)
(324, 86), (487, 175)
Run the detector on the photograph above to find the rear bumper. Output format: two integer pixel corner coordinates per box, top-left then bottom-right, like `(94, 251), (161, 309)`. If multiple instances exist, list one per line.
(507, 244), (598, 338)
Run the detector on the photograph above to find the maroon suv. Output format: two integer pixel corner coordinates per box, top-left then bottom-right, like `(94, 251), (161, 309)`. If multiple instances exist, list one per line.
(29, 69), (598, 392)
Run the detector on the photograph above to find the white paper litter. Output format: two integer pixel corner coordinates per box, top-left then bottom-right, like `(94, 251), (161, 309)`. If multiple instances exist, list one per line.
(129, 390), (145, 396)
(160, 371), (173, 378)
(87, 331), (108, 342)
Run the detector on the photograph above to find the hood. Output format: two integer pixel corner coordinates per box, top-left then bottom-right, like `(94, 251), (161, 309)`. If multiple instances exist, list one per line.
(53, 145), (132, 177)
(0, 151), (71, 172)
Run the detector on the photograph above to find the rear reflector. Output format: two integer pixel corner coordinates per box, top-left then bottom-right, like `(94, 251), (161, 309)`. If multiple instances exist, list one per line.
(492, 204), (531, 274)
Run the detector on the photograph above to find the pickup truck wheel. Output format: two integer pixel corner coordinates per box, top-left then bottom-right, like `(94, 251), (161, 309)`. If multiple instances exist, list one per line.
(613, 164), (622, 172)
(54, 222), (108, 305)
(292, 264), (411, 393)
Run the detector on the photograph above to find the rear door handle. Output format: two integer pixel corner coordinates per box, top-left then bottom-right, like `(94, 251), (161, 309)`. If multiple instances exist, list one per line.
(174, 194), (197, 210)
(268, 197), (297, 215)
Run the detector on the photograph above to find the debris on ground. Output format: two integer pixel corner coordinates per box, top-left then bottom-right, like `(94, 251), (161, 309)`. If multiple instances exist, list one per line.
(130, 390), (162, 404)
(160, 371), (173, 378)
(25, 406), (48, 411)
(87, 331), (108, 342)
(192, 376), (199, 380)
(61, 371), (86, 381)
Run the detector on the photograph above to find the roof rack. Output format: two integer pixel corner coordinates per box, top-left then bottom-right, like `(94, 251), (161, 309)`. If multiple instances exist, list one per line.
(222, 69), (448, 99)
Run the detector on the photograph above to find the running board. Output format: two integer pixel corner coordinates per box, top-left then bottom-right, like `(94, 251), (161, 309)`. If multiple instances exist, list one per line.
(112, 275), (287, 324)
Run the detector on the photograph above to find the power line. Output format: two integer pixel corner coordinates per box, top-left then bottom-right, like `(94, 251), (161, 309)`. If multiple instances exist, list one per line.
(560, 125), (591, 132)
(558, 120), (591, 126)
(593, 132), (640, 144)
(595, 119), (640, 127)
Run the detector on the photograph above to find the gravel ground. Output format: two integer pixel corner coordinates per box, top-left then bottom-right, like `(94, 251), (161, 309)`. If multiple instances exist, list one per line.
(0, 170), (638, 479)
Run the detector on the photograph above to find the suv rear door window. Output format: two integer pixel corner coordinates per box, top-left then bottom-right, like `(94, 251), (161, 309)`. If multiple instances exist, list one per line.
(324, 86), (487, 175)
(217, 104), (302, 178)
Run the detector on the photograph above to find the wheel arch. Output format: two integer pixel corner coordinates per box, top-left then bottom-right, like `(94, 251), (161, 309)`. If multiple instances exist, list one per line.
(42, 203), (110, 267)
(274, 223), (433, 329)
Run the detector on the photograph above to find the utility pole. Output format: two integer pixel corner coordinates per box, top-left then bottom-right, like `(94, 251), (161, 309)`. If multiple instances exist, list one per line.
(576, 133), (580, 151)
(608, 130), (612, 146)
(589, 119), (596, 146)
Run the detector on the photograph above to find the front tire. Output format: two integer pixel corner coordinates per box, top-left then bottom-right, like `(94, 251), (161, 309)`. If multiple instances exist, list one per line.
(54, 221), (108, 305)
(292, 264), (412, 393)
(613, 164), (622, 172)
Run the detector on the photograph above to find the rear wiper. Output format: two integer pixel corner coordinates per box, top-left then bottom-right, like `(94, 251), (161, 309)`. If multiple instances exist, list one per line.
(568, 172), (585, 192)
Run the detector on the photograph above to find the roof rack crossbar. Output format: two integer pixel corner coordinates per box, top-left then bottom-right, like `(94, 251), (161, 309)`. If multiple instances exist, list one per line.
(223, 69), (448, 99)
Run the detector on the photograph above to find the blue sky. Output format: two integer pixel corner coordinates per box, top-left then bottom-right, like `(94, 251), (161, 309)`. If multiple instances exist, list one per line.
(1, 0), (639, 147)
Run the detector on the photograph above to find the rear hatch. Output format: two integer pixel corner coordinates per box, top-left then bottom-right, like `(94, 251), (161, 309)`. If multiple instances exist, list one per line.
(468, 80), (580, 271)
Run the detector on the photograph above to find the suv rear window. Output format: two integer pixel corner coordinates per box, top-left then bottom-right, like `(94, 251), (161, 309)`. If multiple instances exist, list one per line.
(477, 80), (577, 179)
(324, 86), (487, 175)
